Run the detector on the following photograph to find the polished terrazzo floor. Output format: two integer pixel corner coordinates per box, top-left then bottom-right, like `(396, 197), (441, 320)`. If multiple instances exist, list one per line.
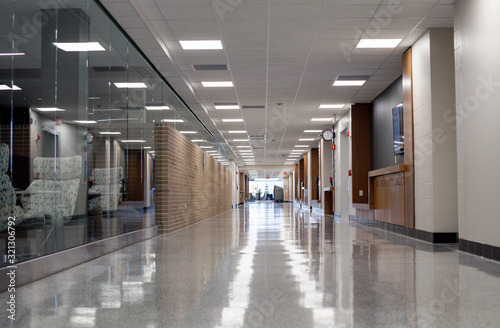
(4, 202), (500, 327)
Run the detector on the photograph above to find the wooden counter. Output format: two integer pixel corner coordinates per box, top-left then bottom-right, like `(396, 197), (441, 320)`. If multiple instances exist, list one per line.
(323, 187), (334, 215)
(369, 164), (409, 177)
(369, 165), (408, 226)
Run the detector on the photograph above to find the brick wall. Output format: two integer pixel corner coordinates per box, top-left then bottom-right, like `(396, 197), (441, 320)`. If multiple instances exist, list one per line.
(155, 123), (232, 234)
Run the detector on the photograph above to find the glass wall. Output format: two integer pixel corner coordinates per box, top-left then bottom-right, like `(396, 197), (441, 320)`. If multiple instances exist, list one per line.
(249, 179), (283, 200)
(0, 0), (227, 267)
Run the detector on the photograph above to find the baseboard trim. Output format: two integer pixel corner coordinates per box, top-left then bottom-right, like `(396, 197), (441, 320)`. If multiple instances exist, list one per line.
(0, 225), (159, 292)
(349, 215), (458, 244)
(458, 238), (500, 262)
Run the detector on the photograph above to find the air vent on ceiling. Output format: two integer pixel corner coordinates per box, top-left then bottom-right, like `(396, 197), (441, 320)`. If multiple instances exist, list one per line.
(193, 64), (228, 71)
(92, 66), (126, 72)
(249, 135), (265, 140)
(337, 75), (370, 81)
(242, 105), (266, 109)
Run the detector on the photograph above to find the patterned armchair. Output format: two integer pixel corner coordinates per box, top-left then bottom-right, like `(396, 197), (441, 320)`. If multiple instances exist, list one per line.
(89, 167), (123, 212)
(0, 144), (25, 231)
(20, 155), (82, 224)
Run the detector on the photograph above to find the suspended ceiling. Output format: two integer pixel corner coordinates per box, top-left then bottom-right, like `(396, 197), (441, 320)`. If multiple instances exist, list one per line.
(100, 0), (455, 178)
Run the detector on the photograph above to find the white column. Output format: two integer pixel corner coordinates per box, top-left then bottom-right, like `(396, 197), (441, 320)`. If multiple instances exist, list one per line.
(412, 29), (457, 233)
(454, 0), (500, 246)
(320, 139), (333, 210)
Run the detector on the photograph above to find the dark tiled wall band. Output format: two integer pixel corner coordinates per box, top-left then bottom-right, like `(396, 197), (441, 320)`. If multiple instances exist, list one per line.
(459, 239), (500, 262)
(349, 215), (458, 244)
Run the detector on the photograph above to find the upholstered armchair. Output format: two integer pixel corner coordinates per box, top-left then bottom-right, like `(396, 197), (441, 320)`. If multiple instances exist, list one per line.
(20, 155), (82, 224)
(89, 167), (123, 213)
(0, 144), (25, 231)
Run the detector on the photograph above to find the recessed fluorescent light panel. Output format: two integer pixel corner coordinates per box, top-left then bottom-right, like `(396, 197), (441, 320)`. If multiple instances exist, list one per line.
(114, 82), (147, 89)
(180, 40), (223, 50)
(162, 119), (184, 123)
(54, 42), (105, 52)
(193, 64), (228, 71)
(232, 139), (248, 142)
(35, 107), (66, 112)
(180, 131), (196, 134)
(319, 104), (344, 109)
(0, 52), (24, 56)
(299, 139), (315, 141)
(295, 145), (309, 147)
(143, 146), (152, 149)
(304, 130), (322, 133)
(145, 106), (170, 110)
(192, 140), (206, 142)
(229, 130), (247, 134)
(356, 39), (402, 48)
(222, 119), (243, 122)
(202, 81), (233, 88)
(73, 120), (97, 124)
(215, 105), (239, 110)
(311, 118), (333, 122)
(333, 80), (366, 86)
(0, 85), (21, 90)
(121, 140), (146, 143)
(99, 132), (121, 135)
(200, 146), (213, 149)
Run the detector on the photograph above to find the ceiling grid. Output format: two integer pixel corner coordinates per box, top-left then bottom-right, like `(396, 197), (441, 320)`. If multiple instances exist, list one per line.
(101, 0), (455, 177)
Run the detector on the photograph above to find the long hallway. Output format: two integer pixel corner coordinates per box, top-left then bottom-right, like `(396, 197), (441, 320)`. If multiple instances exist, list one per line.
(6, 202), (500, 327)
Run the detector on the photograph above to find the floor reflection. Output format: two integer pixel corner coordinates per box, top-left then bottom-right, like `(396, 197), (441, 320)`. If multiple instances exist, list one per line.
(0, 202), (155, 267)
(4, 202), (500, 327)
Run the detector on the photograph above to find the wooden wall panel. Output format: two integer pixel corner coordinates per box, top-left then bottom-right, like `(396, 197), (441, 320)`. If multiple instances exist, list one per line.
(126, 151), (145, 201)
(304, 153), (308, 190)
(372, 173), (405, 226)
(245, 175), (249, 199)
(294, 164), (298, 200)
(351, 103), (371, 205)
(310, 148), (319, 200)
(403, 48), (415, 229)
(239, 172), (245, 204)
(155, 124), (232, 234)
(299, 159), (304, 201)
